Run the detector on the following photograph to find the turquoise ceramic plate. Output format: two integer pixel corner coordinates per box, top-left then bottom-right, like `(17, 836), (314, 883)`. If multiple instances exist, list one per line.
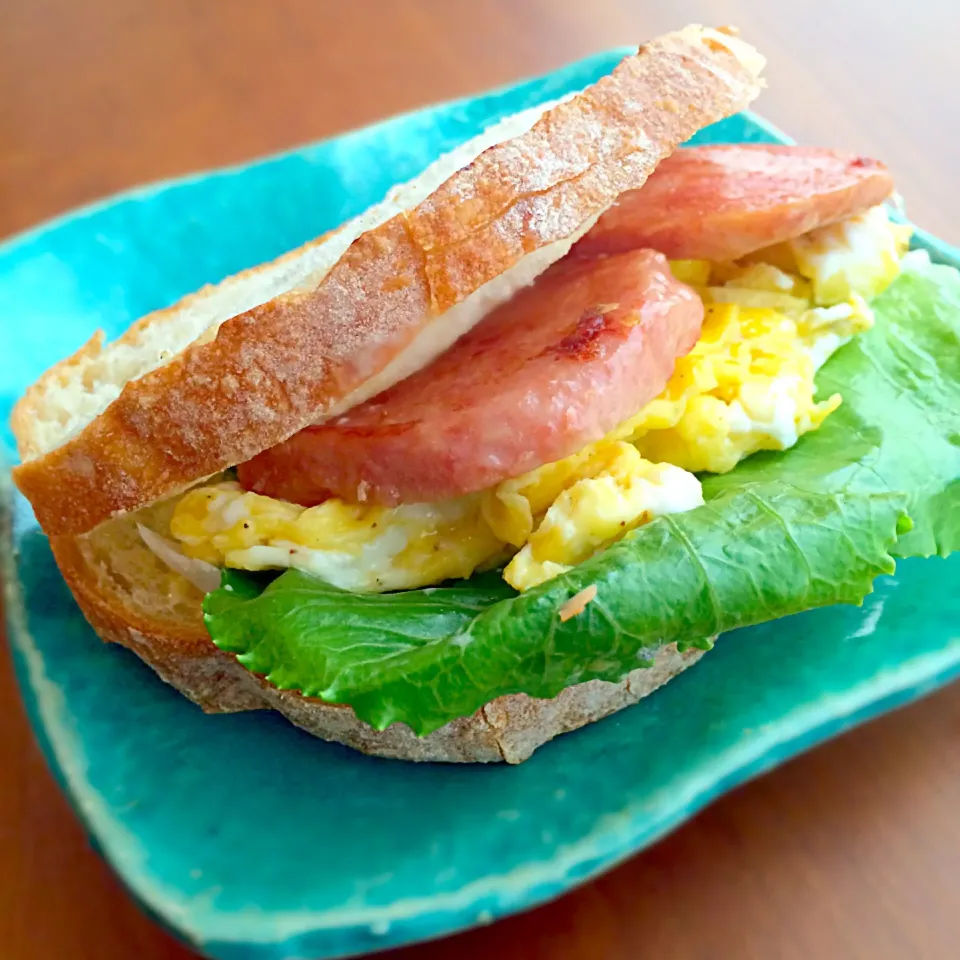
(3, 49), (959, 960)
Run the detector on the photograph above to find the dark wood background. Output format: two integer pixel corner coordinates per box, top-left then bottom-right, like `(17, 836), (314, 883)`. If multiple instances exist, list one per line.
(2, 2), (959, 958)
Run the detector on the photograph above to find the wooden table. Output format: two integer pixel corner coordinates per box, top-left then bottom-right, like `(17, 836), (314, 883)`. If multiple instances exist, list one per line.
(2, 2), (959, 957)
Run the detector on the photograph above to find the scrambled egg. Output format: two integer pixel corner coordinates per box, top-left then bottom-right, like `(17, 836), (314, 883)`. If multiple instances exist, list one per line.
(616, 301), (851, 474)
(790, 204), (912, 304)
(500, 444), (702, 590)
(170, 449), (702, 594)
(614, 204), (909, 474)
(170, 484), (503, 593)
(165, 205), (910, 593)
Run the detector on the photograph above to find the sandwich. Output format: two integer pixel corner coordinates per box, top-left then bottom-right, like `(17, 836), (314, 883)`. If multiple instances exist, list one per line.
(10, 26), (959, 764)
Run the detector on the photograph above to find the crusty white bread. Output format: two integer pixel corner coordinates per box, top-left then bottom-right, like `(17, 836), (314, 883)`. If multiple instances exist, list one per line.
(49, 504), (705, 762)
(13, 25), (764, 537)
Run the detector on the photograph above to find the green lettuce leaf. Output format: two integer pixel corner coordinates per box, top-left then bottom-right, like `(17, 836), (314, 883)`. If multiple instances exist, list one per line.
(204, 261), (959, 735)
(207, 484), (907, 734)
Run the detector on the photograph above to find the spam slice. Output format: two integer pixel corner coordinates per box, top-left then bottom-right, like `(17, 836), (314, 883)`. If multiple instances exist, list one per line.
(575, 144), (895, 262)
(238, 250), (703, 506)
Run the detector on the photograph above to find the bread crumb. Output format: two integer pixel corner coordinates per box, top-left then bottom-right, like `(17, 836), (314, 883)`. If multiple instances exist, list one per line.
(559, 584), (598, 622)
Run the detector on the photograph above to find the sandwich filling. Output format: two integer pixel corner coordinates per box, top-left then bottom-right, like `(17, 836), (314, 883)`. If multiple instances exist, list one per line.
(113, 142), (960, 741)
(162, 182), (910, 593)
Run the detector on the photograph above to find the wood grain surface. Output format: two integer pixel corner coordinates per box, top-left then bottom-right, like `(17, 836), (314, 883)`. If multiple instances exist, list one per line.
(2, 2), (959, 958)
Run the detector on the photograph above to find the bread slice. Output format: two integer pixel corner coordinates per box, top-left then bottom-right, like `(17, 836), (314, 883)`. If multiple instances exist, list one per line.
(49, 504), (705, 762)
(13, 25), (764, 537)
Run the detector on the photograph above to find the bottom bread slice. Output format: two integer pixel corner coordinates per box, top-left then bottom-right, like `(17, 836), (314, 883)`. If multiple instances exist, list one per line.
(49, 508), (706, 763)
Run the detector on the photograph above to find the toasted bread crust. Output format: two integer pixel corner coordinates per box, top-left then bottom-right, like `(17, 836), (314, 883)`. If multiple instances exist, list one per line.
(48, 533), (704, 763)
(14, 27), (763, 536)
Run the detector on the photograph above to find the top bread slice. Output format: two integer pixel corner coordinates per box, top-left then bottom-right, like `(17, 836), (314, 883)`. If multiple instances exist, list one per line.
(12, 25), (765, 537)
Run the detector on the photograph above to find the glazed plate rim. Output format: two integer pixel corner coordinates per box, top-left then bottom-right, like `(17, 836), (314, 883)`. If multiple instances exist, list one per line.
(6, 525), (960, 950)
